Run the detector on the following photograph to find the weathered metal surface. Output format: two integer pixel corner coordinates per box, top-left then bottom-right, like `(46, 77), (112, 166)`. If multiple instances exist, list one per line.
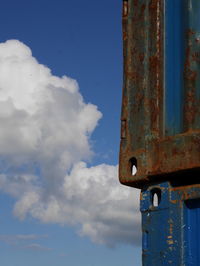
(119, 0), (200, 188)
(141, 181), (200, 265)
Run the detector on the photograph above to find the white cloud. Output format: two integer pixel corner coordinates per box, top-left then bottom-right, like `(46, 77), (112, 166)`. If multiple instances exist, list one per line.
(0, 40), (140, 247)
(0, 234), (48, 247)
(23, 243), (52, 251)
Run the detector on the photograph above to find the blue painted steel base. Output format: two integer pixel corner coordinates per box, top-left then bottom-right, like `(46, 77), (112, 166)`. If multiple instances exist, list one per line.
(141, 182), (200, 265)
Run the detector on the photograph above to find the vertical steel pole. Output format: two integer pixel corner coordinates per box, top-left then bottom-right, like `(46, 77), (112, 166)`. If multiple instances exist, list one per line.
(119, 1), (200, 265)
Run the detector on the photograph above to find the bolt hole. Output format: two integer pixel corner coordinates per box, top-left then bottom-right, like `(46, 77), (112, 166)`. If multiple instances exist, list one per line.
(129, 157), (137, 176)
(151, 188), (161, 207)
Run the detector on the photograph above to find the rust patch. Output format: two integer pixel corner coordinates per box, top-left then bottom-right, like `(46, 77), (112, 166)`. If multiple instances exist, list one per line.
(183, 28), (200, 131)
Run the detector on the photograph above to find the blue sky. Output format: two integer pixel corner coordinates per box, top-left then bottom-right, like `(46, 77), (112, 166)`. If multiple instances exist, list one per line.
(0, 1), (141, 265)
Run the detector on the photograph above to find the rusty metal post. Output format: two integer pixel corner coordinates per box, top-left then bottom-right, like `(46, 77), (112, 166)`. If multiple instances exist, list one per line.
(119, 0), (200, 265)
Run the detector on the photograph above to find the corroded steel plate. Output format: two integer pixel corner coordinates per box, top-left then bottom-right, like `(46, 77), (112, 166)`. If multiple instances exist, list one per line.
(119, 0), (200, 188)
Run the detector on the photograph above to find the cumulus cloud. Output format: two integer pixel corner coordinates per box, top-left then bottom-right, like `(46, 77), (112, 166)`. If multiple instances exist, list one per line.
(0, 40), (140, 247)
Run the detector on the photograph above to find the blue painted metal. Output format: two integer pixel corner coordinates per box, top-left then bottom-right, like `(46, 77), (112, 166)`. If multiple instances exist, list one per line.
(165, 0), (184, 136)
(165, 0), (200, 136)
(141, 182), (200, 265)
(185, 198), (200, 265)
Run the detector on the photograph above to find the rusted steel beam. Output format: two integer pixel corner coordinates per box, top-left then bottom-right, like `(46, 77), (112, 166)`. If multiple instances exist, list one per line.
(119, 0), (200, 188)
